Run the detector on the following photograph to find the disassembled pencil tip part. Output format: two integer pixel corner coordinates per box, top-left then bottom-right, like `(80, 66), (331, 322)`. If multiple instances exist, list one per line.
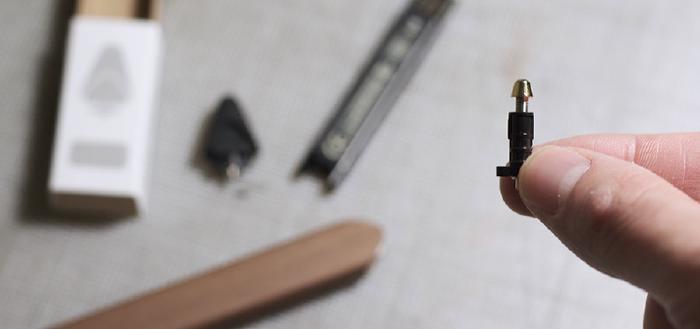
(203, 97), (258, 180)
(497, 79), (535, 178)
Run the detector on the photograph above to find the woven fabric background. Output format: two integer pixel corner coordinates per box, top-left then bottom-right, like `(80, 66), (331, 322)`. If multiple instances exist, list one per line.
(2, 1), (700, 328)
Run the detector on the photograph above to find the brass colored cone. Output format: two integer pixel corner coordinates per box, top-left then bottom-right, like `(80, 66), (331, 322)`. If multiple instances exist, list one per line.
(511, 79), (533, 98)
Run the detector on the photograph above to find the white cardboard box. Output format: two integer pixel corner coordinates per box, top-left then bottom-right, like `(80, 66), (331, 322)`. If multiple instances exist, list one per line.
(49, 16), (163, 215)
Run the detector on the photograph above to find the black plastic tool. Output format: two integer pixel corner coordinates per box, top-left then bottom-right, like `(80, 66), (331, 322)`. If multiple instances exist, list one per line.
(204, 97), (258, 179)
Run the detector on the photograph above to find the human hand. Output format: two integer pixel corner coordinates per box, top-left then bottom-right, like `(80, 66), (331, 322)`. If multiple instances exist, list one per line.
(500, 133), (700, 329)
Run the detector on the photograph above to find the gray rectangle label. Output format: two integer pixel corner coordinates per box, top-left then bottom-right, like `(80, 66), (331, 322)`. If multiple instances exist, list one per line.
(71, 142), (127, 168)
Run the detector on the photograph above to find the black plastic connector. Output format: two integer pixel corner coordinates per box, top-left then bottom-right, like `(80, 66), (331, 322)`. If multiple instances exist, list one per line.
(497, 112), (534, 177)
(497, 79), (534, 177)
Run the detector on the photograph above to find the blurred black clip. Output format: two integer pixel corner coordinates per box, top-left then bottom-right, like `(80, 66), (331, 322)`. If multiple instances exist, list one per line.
(298, 0), (453, 191)
(204, 97), (258, 179)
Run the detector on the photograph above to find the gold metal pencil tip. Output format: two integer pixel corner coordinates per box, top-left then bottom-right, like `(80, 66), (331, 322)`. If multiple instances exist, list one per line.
(511, 79), (533, 99)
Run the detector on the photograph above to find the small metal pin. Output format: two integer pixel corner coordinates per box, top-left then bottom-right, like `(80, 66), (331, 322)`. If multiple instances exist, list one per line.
(226, 164), (241, 180)
(512, 79), (533, 113)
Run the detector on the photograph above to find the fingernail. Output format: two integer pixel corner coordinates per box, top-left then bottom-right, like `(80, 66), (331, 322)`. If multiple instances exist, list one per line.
(518, 146), (591, 215)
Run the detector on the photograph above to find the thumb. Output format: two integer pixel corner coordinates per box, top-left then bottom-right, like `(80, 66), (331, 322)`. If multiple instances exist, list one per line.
(518, 145), (700, 308)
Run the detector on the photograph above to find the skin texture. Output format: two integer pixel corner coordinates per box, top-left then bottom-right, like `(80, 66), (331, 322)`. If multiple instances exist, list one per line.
(500, 133), (700, 329)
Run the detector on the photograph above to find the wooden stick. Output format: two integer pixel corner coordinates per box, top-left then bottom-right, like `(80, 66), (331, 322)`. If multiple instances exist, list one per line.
(54, 221), (382, 329)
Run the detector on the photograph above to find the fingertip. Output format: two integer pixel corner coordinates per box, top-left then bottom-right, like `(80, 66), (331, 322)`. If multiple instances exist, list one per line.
(499, 177), (533, 217)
